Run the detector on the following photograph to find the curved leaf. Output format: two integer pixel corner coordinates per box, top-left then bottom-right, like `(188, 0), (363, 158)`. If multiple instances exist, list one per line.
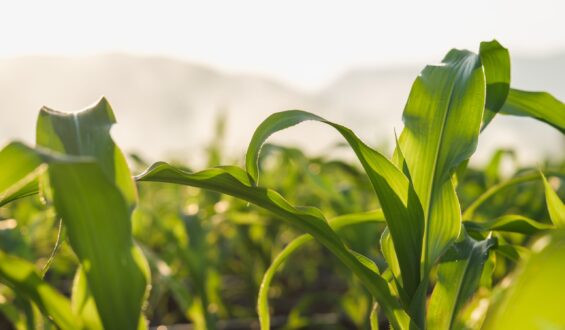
(464, 215), (553, 235)
(245, 110), (424, 307)
(500, 88), (565, 133)
(136, 163), (412, 329)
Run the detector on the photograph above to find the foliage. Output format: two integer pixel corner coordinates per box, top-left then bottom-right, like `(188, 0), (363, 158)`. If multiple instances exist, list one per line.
(0, 40), (564, 329)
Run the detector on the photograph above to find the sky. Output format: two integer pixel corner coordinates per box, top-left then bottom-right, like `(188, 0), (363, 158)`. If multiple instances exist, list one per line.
(1, 0), (564, 90)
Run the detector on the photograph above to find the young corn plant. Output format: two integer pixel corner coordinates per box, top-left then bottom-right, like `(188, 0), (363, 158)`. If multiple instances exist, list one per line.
(0, 40), (563, 329)
(137, 40), (565, 329)
(0, 99), (150, 329)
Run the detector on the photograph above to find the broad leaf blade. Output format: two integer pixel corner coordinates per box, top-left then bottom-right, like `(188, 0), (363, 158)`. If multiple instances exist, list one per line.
(499, 89), (565, 133)
(397, 49), (486, 270)
(36, 99), (150, 330)
(47, 161), (149, 330)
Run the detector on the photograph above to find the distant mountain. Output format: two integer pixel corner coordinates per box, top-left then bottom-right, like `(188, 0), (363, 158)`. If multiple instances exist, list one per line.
(0, 53), (563, 165)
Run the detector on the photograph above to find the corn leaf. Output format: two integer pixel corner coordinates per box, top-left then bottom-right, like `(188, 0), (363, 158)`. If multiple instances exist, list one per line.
(0, 142), (43, 207)
(479, 40), (510, 130)
(483, 231), (565, 329)
(35, 99), (150, 330)
(397, 49), (485, 272)
(46, 161), (148, 330)
(245, 110), (424, 309)
(37, 97), (137, 209)
(541, 173), (565, 228)
(499, 89), (565, 133)
(0, 251), (79, 330)
(136, 163), (413, 329)
(427, 232), (496, 329)
(464, 215), (553, 235)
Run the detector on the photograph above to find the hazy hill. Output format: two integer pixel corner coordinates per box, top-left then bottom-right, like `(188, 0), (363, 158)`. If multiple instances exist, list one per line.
(0, 53), (563, 165)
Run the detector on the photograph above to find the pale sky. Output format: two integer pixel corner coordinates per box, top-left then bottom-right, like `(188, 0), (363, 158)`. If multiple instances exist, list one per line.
(1, 0), (564, 90)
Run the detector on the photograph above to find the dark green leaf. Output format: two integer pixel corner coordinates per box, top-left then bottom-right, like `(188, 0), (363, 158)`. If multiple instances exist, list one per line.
(427, 232), (496, 329)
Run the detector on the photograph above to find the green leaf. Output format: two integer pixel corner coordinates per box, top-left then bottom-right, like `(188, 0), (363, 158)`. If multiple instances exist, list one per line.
(136, 163), (412, 329)
(541, 173), (565, 228)
(257, 210), (385, 330)
(464, 215), (553, 235)
(0, 142), (44, 207)
(245, 110), (424, 308)
(397, 49), (486, 271)
(37, 97), (137, 209)
(0, 140), (150, 329)
(479, 40), (511, 130)
(427, 232), (497, 329)
(0, 251), (80, 330)
(499, 89), (565, 133)
(34, 99), (150, 330)
(483, 231), (565, 329)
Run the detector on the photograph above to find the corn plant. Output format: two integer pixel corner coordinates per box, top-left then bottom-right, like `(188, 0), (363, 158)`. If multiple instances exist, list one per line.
(0, 39), (563, 330)
(0, 100), (150, 329)
(137, 40), (565, 329)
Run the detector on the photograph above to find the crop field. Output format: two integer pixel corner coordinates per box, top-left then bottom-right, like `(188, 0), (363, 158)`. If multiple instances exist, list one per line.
(0, 40), (564, 330)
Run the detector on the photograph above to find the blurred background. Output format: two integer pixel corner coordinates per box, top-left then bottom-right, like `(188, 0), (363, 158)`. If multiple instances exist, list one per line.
(0, 0), (564, 166)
